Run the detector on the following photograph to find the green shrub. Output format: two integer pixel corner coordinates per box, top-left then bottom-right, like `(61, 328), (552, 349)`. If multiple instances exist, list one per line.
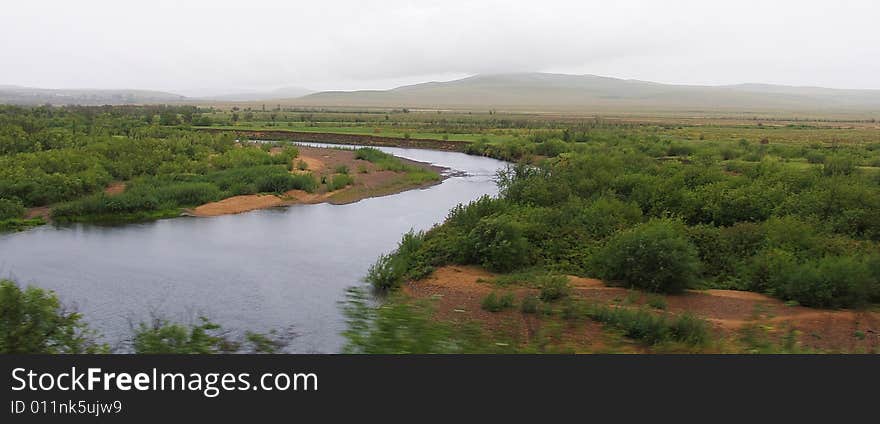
(647, 295), (668, 310)
(586, 305), (709, 346)
(355, 147), (391, 163)
(481, 292), (515, 312)
(520, 295), (539, 313)
(590, 219), (701, 293)
(669, 313), (710, 345)
(0, 198), (25, 220)
(256, 173), (316, 193)
(467, 217), (531, 272)
(743, 248), (797, 293)
(210, 147), (286, 170)
(446, 195), (508, 230)
(257, 173), (295, 193)
(366, 231), (432, 290)
(533, 139), (569, 157)
(132, 317), (288, 354)
(327, 174), (355, 191)
(538, 275), (571, 302)
(805, 152), (825, 164)
(133, 317), (230, 354)
(354, 147), (415, 172)
(154, 182), (221, 205)
(335, 165), (350, 174)
(823, 155), (856, 176)
(588, 306), (669, 345)
(720, 147), (738, 160)
(767, 255), (879, 308)
(667, 143), (694, 157)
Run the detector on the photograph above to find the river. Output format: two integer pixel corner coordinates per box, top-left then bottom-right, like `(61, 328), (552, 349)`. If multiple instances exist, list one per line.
(0, 143), (507, 353)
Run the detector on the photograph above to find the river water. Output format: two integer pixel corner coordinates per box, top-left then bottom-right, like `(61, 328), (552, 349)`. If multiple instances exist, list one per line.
(0, 143), (507, 353)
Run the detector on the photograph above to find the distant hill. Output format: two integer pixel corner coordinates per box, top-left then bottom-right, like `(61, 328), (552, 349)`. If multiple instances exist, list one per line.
(0, 86), (187, 105)
(291, 73), (880, 113)
(198, 86), (314, 102)
(0, 85), (316, 106)
(5, 74), (880, 113)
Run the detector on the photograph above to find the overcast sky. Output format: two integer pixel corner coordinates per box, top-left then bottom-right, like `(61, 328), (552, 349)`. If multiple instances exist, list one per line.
(2, 0), (878, 96)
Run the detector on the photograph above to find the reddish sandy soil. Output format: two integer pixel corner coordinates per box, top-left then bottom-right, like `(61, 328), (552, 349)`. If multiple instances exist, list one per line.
(403, 265), (880, 353)
(189, 146), (443, 217)
(104, 181), (126, 196)
(403, 267), (639, 353)
(24, 206), (51, 220)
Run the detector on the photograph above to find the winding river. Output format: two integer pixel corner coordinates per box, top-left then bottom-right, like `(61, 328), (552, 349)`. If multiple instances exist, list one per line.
(0, 143), (507, 353)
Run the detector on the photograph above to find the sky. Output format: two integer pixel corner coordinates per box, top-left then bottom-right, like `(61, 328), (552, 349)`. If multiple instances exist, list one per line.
(2, 0), (878, 96)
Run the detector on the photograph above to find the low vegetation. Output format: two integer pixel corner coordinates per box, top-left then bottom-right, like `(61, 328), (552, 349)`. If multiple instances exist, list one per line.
(354, 147), (440, 184)
(0, 105), (308, 223)
(590, 219), (701, 293)
(538, 275), (571, 302)
(369, 121), (880, 310)
(342, 288), (514, 353)
(326, 173), (355, 191)
(0, 279), (106, 353)
(0, 279), (288, 354)
(480, 291), (515, 312)
(132, 317), (288, 354)
(584, 304), (710, 346)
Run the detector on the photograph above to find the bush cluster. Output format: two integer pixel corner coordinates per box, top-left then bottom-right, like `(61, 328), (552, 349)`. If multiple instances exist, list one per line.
(370, 129), (880, 308)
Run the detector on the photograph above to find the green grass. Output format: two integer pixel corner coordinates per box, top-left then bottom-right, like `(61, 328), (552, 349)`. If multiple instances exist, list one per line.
(52, 209), (183, 224)
(538, 275), (571, 302)
(520, 295), (540, 313)
(204, 123), (512, 143)
(0, 217), (46, 232)
(481, 292), (516, 312)
(492, 270), (541, 286)
(326, 174), (355, 191)
(353, 147), (440, 185)
(584, 304), (710, 347)
(647, 294), (668, 310)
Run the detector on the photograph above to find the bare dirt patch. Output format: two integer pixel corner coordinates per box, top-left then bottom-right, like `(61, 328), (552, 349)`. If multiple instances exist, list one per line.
(25, 206), (51, 220)
(402, 266), (639, 353)
(404, 265), (880, 353)
(294, 156), (326, 173)
(272, 146), (327, 172)
(104, 182), (126, 196)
